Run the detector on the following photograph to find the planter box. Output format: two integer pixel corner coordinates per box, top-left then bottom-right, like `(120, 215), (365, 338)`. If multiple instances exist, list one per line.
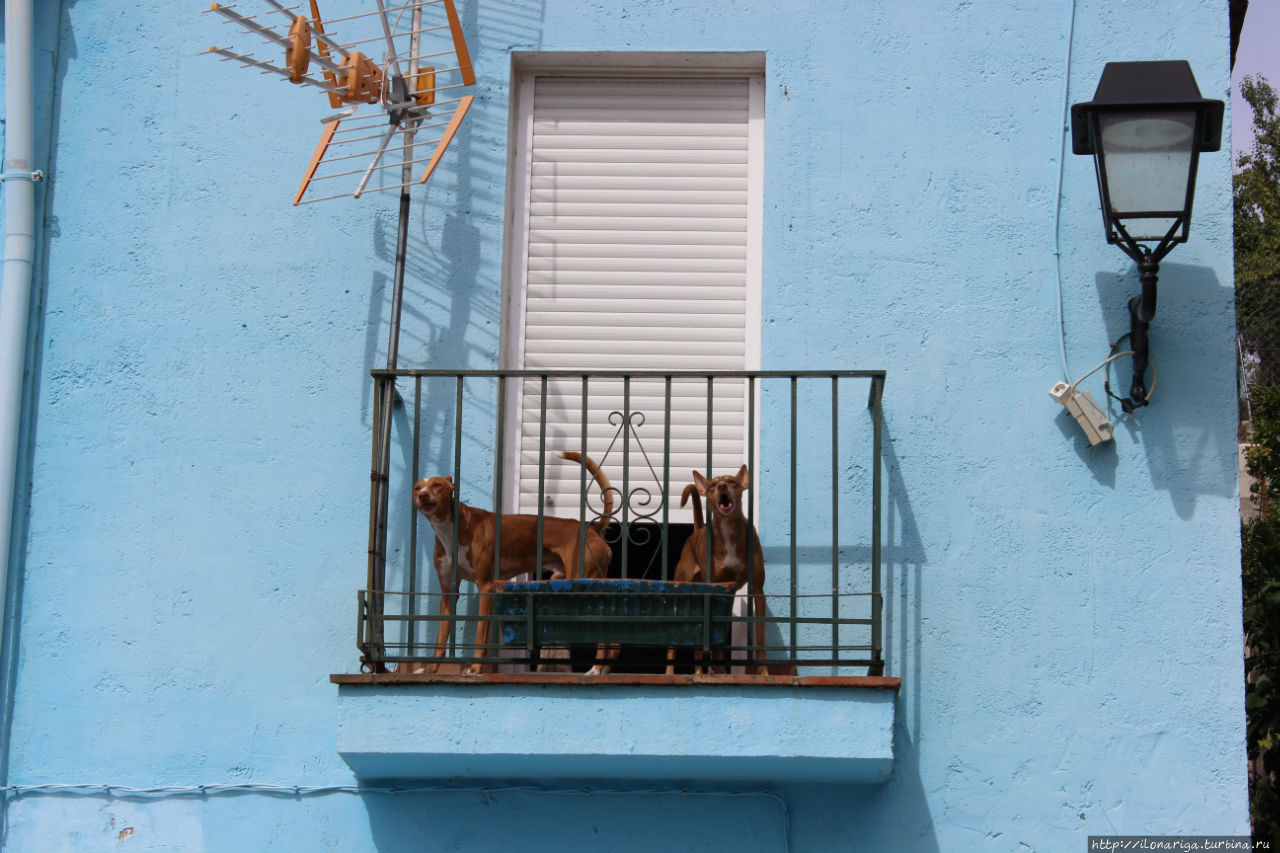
(496, 579), (735, 647)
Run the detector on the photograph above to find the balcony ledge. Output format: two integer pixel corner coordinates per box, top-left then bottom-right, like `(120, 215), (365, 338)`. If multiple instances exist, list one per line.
(332, 673), (899, 784)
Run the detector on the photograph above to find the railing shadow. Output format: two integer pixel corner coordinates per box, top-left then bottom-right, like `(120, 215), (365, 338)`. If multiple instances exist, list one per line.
(783, 413), (938, 851)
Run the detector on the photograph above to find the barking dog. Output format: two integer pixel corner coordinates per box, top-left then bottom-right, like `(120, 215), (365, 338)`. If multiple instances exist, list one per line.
(669, 465), (768, 674)
(410, 451), (614, 674)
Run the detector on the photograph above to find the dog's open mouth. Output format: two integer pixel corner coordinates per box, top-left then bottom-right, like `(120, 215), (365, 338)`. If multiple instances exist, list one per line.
(717, 495), (735, 514)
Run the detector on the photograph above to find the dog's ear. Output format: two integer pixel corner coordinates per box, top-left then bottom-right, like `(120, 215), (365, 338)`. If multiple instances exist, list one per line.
(446, 476), (453, 484)
(736, 464), (750, 490)
(692, 470), (710, 494)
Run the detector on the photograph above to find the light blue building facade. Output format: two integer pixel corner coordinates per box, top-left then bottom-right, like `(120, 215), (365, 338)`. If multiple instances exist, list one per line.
(0, 1), (1246, 850)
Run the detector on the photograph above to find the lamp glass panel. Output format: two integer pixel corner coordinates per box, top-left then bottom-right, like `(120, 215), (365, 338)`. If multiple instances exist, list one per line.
(1098, 110), (1196, 240)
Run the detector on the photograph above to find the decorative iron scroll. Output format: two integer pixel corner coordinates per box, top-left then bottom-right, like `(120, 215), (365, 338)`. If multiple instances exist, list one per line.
(584, 410), (672, 571)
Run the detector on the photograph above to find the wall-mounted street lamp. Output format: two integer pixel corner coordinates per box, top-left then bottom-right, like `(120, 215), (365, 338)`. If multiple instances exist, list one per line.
(1071, 60), (1223, 410)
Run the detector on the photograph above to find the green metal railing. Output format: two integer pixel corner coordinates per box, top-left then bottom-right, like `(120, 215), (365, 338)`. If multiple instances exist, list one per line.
(361, 369), (886, 676)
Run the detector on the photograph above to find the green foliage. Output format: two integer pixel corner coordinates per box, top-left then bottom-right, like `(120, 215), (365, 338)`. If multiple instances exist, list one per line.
(1252, 771), (1280, 848)
(1244, 520), (1280, 847)
(1240, 75), (1280, 849)
(1243, 395), (1280, 844)
(1235, 76), (1280, 285)
(1237, 77), (1280, 381)
(1246, 385), (1280, 507)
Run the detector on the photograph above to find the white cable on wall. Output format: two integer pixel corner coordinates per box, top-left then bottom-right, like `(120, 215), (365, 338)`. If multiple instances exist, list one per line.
(1053, 0), (1079, 383)
(0, 781), (793, 850)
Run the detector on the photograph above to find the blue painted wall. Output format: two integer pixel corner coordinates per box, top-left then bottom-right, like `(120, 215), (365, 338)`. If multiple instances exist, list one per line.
(1, 0), (1245, 850)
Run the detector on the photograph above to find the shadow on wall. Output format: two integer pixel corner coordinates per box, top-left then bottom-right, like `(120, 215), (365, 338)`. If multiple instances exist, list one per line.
(360, 0), (527, 441)
(780, 417), (938, 852)
(363, 787), (790, 852)
(366, 0), (522, 626)
(361, 152), (488, 435)
(1058, 263), (1237, 519)
(355, 0), (551, 661)
(764, 418), (937, 851)
(0, 0), (79, 833)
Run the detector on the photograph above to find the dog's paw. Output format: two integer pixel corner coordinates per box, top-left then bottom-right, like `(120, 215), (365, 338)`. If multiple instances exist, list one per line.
(584, 665), (607, 676)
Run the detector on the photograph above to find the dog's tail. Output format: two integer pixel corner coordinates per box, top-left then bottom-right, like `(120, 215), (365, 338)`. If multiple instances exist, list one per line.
(556, 451), (614, 533)
(680, 482), (704, 529)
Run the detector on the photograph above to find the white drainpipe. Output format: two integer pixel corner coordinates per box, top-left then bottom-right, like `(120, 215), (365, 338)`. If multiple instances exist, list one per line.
(1, 0), (39, 658)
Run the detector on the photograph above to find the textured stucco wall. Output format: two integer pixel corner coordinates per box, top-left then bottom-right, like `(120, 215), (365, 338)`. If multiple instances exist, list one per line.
(2, 0), (1245, 850)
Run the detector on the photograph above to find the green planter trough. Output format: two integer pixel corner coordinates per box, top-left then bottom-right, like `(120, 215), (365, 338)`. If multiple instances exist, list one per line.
(496, 578), (735, 647)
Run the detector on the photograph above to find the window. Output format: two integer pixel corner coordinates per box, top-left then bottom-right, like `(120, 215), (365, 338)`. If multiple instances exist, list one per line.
(500, 55), (765, 521)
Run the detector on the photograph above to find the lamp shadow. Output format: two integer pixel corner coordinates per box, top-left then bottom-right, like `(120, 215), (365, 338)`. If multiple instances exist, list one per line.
(1090, 261), (1238, 519)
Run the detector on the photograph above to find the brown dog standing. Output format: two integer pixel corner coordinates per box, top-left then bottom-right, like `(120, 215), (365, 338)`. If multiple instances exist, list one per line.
(410, 451), (613, 674)
(669, 465), (768, 674)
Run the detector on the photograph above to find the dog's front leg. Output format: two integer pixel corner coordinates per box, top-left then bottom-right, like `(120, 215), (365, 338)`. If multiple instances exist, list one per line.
(750, 589), (769, 676)
(585, 643), (618, 676)
(465, 581), (498, 675)
(692, 647), (709, 675)
(427, 575), (460, 674)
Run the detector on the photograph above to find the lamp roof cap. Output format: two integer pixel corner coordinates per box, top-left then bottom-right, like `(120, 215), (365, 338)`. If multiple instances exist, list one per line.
(1071, 60), (1223, 154)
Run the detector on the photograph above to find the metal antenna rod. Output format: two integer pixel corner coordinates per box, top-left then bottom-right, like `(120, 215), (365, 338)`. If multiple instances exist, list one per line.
(369, 1), (423, 671)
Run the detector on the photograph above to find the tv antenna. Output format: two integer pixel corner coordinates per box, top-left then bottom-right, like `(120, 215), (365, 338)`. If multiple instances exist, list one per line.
(206, 0), (474, 204)
(206, 0), (476, 670)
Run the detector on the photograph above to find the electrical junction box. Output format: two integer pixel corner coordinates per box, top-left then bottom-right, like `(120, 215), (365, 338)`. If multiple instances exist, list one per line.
(1051, 381), (1114, 445)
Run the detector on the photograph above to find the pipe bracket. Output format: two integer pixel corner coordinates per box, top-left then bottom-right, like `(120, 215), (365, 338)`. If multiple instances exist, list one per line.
(1, 169), (43, 183)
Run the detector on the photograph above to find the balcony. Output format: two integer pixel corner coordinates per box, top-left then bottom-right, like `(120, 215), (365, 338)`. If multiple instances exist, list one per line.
(337, 368), (889, 679)
(331, 369), (897, 781)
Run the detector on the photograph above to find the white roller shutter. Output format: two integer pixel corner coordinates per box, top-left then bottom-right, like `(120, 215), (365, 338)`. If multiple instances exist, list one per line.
(503, 72), (763, 521)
